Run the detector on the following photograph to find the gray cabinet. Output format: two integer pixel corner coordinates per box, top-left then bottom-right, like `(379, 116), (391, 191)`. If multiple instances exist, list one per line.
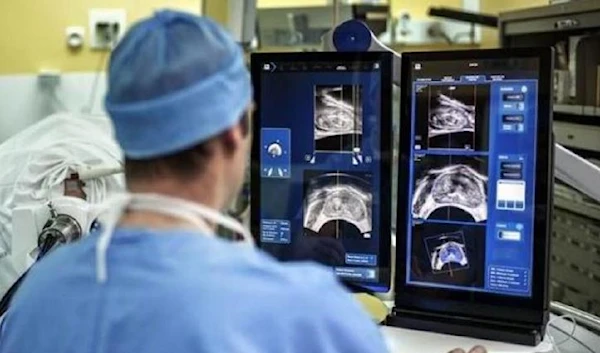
(500, 0), (600, 317)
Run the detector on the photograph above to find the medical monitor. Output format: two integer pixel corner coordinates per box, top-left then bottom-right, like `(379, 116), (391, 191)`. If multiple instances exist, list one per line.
(396, 48), (553, 325)
(250, 52), (393, 292)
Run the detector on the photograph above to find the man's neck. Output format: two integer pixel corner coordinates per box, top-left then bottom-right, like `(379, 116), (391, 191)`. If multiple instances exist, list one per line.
(120, 175), (225, 229)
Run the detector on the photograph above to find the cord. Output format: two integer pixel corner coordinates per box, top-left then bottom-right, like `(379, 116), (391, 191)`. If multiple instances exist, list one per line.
(37, 236), (59, 259)
(83, 23), (118, 114)
(51, 90), (68, 112)
(0, 270), (29, 317)
(83, 50), (109, 114)
(0, 236), (60, 317)
(546, 314), (577, 353)
(548, 322), (597, 353)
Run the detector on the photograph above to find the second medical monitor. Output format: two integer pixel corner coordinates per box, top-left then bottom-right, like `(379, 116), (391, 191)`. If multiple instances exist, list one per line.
(396, 48), (553, 313)
(250, 52), (393, 292)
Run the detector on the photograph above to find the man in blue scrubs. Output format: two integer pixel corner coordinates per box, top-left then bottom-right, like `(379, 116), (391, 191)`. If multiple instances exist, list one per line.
(0, 10), (488, 353)
(0, 10), (389, 353)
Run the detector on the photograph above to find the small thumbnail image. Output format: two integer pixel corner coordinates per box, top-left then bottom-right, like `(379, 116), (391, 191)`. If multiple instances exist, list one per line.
(412, 154), (488, 223)
(425, 231), (469, 275)
(410, 222), (485, 288)
(303, 170), (372, 241)
(414, 84), (490, 151)
(314, 85), (363, 153)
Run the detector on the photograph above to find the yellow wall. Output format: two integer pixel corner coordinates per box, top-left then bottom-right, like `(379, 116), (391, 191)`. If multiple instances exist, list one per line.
(203, 0), (229, 25)
(480, 0), (548, 48)
(390, 0), (462, 19)
(258, 0), (326, 7)
(0, 0), (222, 75)
(256, 0), (552, 48)
(257, 0), (462, 18)
(0, 0), (554, 74)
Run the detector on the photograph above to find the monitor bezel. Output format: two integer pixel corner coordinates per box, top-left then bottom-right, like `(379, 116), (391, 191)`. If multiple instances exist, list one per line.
(250, 51), (394, 292)
(396, 48), (553, 323)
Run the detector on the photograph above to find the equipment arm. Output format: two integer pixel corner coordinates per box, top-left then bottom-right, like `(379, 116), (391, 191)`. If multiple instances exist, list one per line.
(322, 20), (402, 86)
(555, 144), (600, 204)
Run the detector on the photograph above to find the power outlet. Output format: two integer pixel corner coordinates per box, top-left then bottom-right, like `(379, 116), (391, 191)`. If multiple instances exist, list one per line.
(89, 9), (127, 49)
(66, 26), (85, 49)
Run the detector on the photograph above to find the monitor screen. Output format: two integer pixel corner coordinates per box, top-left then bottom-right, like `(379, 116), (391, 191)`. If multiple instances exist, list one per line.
(403, 56), (542, 298)
(251, 52), (392, 291)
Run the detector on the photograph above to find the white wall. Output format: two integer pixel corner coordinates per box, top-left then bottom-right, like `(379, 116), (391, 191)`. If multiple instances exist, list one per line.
(0, 72), (108, 142)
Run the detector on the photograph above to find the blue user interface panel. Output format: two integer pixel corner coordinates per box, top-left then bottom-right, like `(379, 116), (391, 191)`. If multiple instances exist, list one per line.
(257, 57), (388, 289)
(406, 58), (539, 297)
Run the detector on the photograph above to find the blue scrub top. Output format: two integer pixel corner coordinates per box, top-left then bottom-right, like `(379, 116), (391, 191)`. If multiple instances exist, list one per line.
(0, 228), (388, 353)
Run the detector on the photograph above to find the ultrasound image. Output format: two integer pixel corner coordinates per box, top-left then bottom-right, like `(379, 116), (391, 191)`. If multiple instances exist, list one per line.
(429, 93), (475, 137)
(303, 171), (372, 239)
(410, 222), (485, 288)
(412, 155), (488, 223)
(314, 85), (363, 152)
(425, 231), (469, 274)
(414, 84), (490, 151)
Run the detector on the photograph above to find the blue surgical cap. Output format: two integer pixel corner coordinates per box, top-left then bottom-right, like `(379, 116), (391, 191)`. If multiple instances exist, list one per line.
(105, 10), (252, 159)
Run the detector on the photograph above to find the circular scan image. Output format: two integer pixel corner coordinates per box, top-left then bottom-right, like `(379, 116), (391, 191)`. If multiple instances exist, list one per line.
(412, 161), (488, 223)
(303, 172), (372, 239)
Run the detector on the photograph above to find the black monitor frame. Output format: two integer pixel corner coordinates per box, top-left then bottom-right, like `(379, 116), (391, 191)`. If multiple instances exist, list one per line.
(250, 51), (394, 292)
(394, 48), (554, 327)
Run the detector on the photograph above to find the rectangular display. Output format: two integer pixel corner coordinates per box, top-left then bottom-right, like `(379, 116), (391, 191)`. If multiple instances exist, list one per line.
(405, 57), (540, 297)
(251, 53), (392, 292)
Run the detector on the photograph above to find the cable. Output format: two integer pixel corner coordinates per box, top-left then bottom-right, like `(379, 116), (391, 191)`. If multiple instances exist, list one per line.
(0, 270), (29, 317)
(548, 322), (597, 353)
(37, 236), (59, 259)
(83, 23), (118, 114)
(0, 237), (57, 317)
(546, 314), (578, 353)
(51, 90), (68, 112)
(83, 49), (109, 114)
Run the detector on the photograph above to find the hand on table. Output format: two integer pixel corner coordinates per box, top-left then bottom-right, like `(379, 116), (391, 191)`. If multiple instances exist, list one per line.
(448, 346), (487, 353)
(292, 231), (346, 267)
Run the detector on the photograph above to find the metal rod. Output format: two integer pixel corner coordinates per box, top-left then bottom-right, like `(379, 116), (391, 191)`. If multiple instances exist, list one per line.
(551, 301), (600, 334)
(428, 6), (498, 28)
(332, 0), (340, 27)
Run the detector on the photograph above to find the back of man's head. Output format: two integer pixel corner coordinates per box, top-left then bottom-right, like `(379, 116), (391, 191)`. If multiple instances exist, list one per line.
(104, 10), (252, 189)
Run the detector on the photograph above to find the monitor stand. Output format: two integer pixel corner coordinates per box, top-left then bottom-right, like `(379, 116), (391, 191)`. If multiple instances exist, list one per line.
(385, 307), (547, 347)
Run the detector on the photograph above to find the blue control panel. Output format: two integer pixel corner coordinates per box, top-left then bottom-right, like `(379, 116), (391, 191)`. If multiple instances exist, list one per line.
(405, 58), (539, 297)
(261, 219), (291, 244)
(254, 56), (389, 290)
(345, 253), (378, 266)
(488, 266), (530, 294)
(261, 128), (291, 179)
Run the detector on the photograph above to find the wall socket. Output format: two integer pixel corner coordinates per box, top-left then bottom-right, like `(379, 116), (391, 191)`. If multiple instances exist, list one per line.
(66, 26), (85, 49)
(89, 9), (127, 50)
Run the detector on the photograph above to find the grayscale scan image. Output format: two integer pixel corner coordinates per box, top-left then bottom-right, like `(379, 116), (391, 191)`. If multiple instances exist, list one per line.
(303, 171), (372, 240)
(414, 84), (490, 151)
(412, 155), (488, 223)
(429, 93), (475, 138)
(314, 85), (363, 152)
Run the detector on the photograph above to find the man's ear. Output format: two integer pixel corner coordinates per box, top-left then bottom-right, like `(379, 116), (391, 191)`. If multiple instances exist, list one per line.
(221, 104), (253, 155)
(220, 123), (245, 156)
